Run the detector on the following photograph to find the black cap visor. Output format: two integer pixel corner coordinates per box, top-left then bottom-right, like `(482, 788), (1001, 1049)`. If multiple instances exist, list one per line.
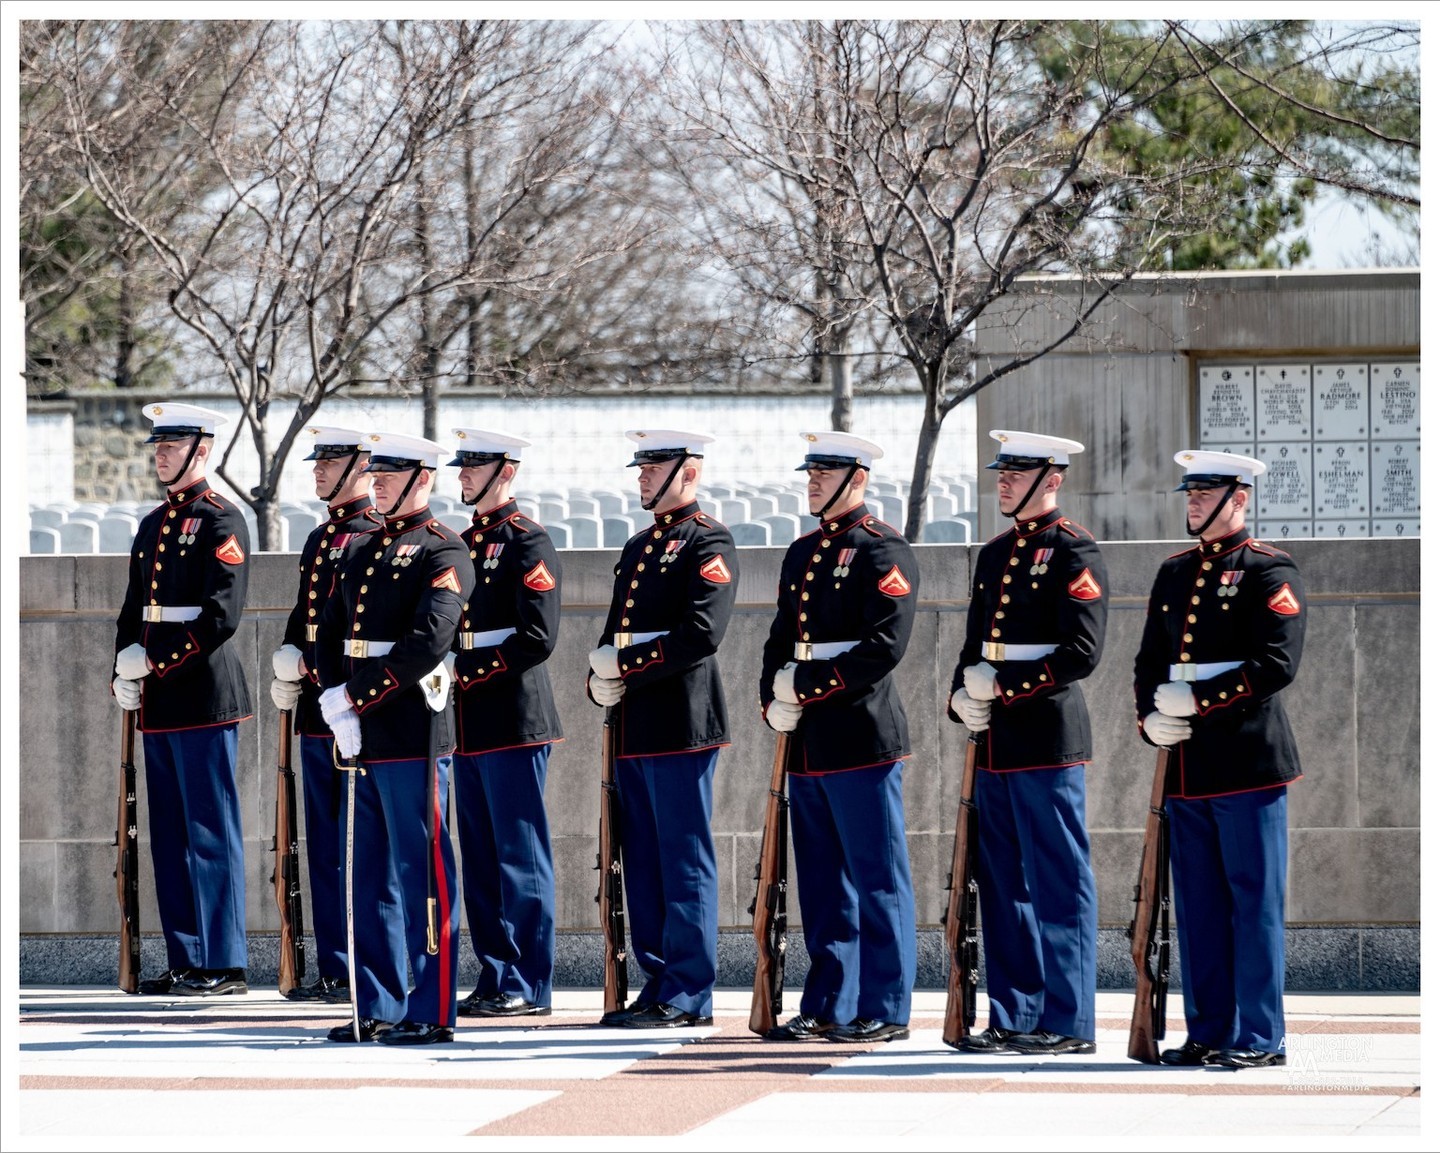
(1175, 473), (1249, 492)
(796, 454), (866, 472)
(145, 426), (209, 445)
(365, 455), (424, 473)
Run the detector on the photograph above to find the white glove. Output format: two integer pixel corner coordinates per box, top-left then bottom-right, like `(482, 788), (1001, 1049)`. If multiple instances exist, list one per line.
(951, 689), (991, 732)
(319, 686), (353, 727)
(773, 662), (800, 704)
(1155, 681), (1198, 718)
(590, 676), (625, 706)
(1143, 711), (1192, 747)
(112, 676), (141, 711)
(272, 644), (305, 682)
(115, 643), (150, 681)
(589, 644), (621, 680)
(766, 699), (803, 732)
(963, 662), (998, 701)
(270, 677), (302, 711)
(444, 652), (457, 680)
(329, 707), (362, 758)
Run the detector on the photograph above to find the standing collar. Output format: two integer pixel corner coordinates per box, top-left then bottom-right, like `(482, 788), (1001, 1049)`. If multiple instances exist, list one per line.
(1010, 507), (1064, 538)
(472, 498), (520, 531)
(166, 479), (211, 507)
(328, 496), (374, 523)
(819, 502), (871, 536)
(1195, 525), (1252, 556)
(384, 506), (432, 533)
(653, 499), (701, 527)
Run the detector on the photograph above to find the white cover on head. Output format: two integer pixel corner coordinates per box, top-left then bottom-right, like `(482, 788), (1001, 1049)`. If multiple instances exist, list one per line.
(798, 430), (885, 469)
(362, 431), (445, 469)
(987, 429), (1085, 467)
(1173, 449), (1267, 487)
(624, 429), (715, 456)
(143, 402), (227, 436)
(451, 428), (531, 460)
(306, 426), (369, 449)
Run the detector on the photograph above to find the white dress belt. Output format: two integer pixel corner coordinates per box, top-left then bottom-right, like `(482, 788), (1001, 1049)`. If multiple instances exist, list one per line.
(1169, 660), (1243, 682)
(345, 639), (395, 659)
(460, 627), (517, 649)
(141, 605), (201, 623)
(981, 642), (1057, 662)
(794, 640), (859, 660)
(613, 630), (668, 647)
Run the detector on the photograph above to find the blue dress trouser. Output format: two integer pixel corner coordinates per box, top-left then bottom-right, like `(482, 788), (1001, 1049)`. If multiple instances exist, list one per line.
(143, 725), (248, 971)
(789, 761), (917, 1026)
(1168, 787), (1289, 1054)
(975, 763), (1097, 1040)
(453, 745), (556, 1007)
(299, 734), (346, 981)
(341, 754), (461, 1026)
(616, 750), (719, 1016)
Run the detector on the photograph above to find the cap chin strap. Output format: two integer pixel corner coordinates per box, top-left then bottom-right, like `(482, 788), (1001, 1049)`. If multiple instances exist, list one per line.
(462, 460), (505, 509)
(382, 468), (424, 519)
(162, 436), (206, 492)
(1002, 466), (1051, 520)
(323, 451), (363, 505)
(1187, 481), (1241, 539)
(643, 456), (689, 513)
(816, 462), (862, 521)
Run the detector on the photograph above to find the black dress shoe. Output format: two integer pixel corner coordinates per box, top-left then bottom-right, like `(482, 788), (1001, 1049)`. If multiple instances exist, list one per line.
(598, 1001), (651, 1026)
(376, 1020), (455, 1045)
(327, 1017), (394, 1043)
(172, 969), (248, 997)
(138, 969), (193, 995)
(622, 1002), (713, 1028)
(828, 1019), (910, 1043)
(461, 993), (551, 1018)
(286, 976), (351, 1004)
(1215, 1047), (1286, 1068)
(1160, 1039), (1222, 1066)
(1008, 1030), (1096, 1055)
(953, 1025), (1019, 1053)
(765, 1013), (837, 1041)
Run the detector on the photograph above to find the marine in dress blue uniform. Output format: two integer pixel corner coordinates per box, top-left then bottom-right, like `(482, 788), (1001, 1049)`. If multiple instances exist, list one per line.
(113, 403), (253, 997)
(759, 431), (920, 1045)
(445, 429), (563, 1018)
(269, 427), (381, 1003)
(315, 432), (474, 1045)
(949, 430), (1107, 1056)
(1136, 450), (1305, 1070)
(587, 429), (738, 1028)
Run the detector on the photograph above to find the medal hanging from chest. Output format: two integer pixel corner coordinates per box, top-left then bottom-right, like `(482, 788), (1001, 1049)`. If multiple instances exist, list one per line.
(178, 517), (201, 548)
(328, 532), (355, 562)
(832, 547), (856, 581)
(483, 542), (504, 571)
(392, 543), (420, 568)
(658, 539), (686, 566)
(1218, 570), (1243, 598)
(1029, 547), (1053, 576)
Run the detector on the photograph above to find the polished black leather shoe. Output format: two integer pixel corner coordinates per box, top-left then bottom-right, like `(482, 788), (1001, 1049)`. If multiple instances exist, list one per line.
(598, 1001), (651, 1026)
(1160, 1039), (1222, 1066)
(1008, 1030), (1096, 1055)
(765, 1014), (837, 1041)
(376, 1020), (455, 1045)
(458, 988), (495, 1014)
(286, 976), (350, 1004)
(953, 1025), (1019, 1053)
(138, 969), (193, 995)
(172, 969), (248, 997)
(828, 1019), (910, 1043)
(622, 1002), (713, 1028)
(327, 1017), (393, 1043)
(1215, 1047), (1286, 1068)
(463, 993), (551, 1018)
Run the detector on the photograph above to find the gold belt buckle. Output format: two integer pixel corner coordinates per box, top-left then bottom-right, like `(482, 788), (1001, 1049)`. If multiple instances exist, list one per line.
(982, 641), (1005, 662)
(613, 633), (633, 648)
(794, 643), (814, 661)
(306, 625), (318, 643)
(1174, 663), (1200, 682)
(348, 640), (369, 658)
(142, 606), (161, 623)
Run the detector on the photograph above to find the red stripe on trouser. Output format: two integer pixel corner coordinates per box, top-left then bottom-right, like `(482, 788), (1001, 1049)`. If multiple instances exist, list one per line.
(431, 769), (452, 1022)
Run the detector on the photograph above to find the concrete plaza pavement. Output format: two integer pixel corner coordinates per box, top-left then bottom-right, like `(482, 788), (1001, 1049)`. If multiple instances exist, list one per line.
(10, 986), (1423, 1151)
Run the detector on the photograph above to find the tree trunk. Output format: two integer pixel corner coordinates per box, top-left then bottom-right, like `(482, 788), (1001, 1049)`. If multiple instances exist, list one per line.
(828, 350), (853, 433)
(905, 390), (944, 543)
(257, 495), (282, 553)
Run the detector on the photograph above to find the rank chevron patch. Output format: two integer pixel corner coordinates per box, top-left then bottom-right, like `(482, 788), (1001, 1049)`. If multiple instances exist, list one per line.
(877, 564), (912, 597)
(214, 534), (245, 565)
(431, 566), (463, 594)
(523, 561), (557, 592)
(1267, 582), (1301, 615)
(699, 555), (732, 584)
(1068, 568), (1102, 600)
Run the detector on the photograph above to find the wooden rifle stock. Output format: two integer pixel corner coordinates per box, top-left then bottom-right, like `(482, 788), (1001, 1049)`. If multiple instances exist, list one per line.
(596, 705), (628, 1014)
(115, 709), (141, 994)
(271, 710), (306, 995)
(941, 734), (981, 1047)
(1127, 746), (1174, 1064)
(748, 732), (791, 1036)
